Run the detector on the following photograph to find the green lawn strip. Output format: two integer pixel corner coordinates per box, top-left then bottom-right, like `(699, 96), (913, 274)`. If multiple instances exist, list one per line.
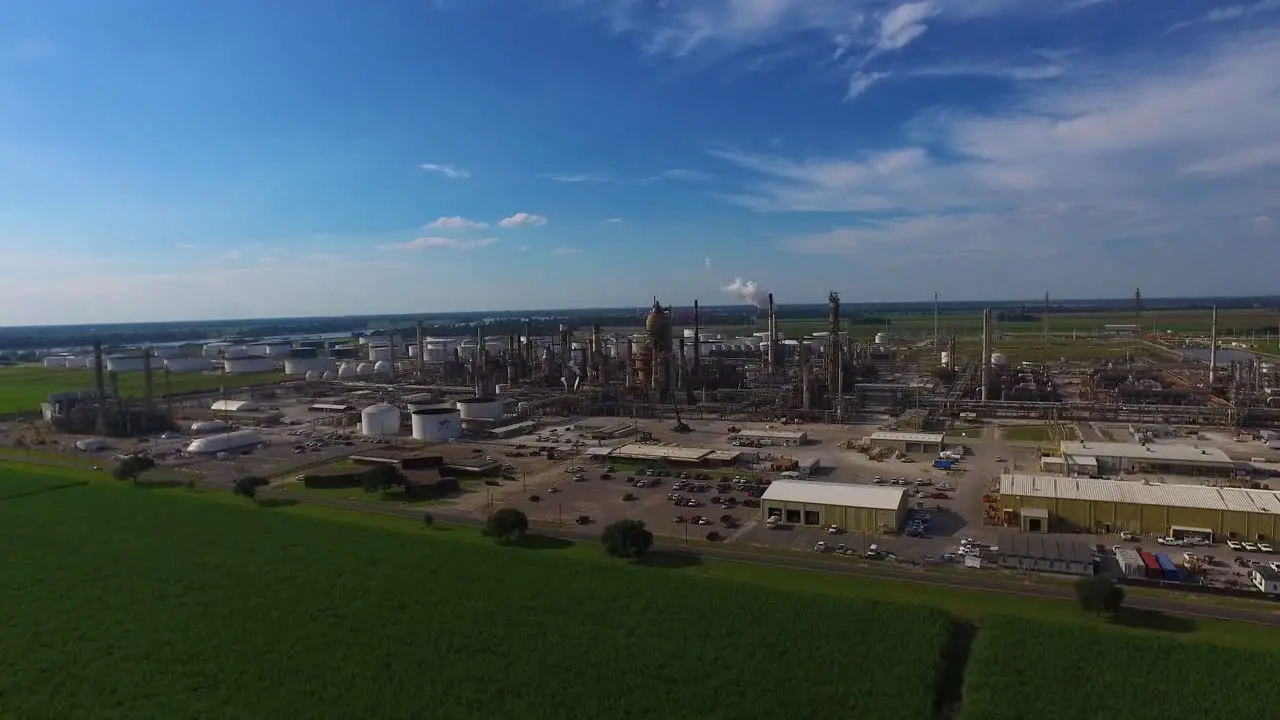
(0, 364), (287, 414)
(0, 480), (948, 720)
(960, 615), (1280, 720)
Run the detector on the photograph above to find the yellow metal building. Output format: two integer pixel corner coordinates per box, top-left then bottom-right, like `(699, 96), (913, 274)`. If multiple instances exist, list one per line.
(760, 480), (908, 533)
(1000, 474), (1280, 542)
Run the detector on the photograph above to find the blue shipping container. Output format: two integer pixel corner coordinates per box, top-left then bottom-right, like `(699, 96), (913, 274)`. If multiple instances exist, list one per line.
(933, 459), (953, 470)
(1154, 553), (1181, 582)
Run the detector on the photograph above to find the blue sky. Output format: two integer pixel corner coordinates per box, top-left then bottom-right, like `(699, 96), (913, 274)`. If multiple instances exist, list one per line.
(1, 0), (1279, 324)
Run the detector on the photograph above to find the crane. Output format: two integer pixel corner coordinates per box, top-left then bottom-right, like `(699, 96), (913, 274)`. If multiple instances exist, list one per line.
(670, 400), (691, 433)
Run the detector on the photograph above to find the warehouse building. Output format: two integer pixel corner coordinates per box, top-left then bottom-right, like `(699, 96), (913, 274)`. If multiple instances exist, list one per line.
(1056, 441), (1233, 477)
(868, 431), (946, 454)
(760, 480), (907, 533)
(1000, 473), (1280, 541)
(730, 428), (808, 447)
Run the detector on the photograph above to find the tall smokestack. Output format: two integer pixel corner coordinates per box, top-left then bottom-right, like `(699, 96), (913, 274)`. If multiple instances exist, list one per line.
(1209, 305), (1218, 386)
(1043, 292), (1049, 345)
(416, 321), (425, 373)
(800, 341), (811, 411)
(92, 339), (107, 435)
(981, 308), (991, 402)
(1135, 288), (1143, 334)
(677, 337), (686, 391)
(143, 348), (154, 408)
(387, 331), (396, 381)
(692, 300), (701, 378)
(767, 293), (776, 375)
(932, 292), (939, 350)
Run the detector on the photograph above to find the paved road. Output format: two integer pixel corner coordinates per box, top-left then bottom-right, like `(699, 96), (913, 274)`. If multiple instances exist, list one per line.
(264, 488), (1280, 628)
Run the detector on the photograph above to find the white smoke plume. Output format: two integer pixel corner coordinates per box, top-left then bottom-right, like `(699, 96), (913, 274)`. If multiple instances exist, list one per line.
(704, 257), (712, 269)
(722, 278), (766, 307)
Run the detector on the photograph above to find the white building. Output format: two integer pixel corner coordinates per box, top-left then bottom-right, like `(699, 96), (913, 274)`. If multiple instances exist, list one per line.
(211, 399), (259, 412)
(184, 430), (265, 455)
(730, 428), (807, 447)
(1057, 441), (1234, 476)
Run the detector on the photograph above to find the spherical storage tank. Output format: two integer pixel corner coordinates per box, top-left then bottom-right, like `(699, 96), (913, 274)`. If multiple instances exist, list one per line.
(456, 396), (503, 421)
(322, 370), (338, 381)
(874, 333), (890, 345)
(991, 352), (1009, 367)
(411, 408), (462, 442)
(337, 362), (357, 379)
(373, 360), (392, 376)
(356, 362), (375, 378)
(304, 370), (323, 382)
(361, 403), (401, 437)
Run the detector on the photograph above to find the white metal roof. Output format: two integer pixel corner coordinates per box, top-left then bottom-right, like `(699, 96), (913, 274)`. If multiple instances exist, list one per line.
(732, 429), (808, 440)
(1001, 473), (1280, 513)
(609, 443), (713, 461)
(1043, 455), (1098, 467)
(705, 450), (742, 462)
(1059, 441), (1233, 466)
(310, 403), (352, 411)
(210, 399), (258, 412)
(762, 480), (906, 510)
(869, 431), (946, 443)
(184, 430), (264, 454)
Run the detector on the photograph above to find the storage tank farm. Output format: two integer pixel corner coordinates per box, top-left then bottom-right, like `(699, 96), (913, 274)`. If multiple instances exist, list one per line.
(361, 403), (401, 437)
(411, 407), (462, 442)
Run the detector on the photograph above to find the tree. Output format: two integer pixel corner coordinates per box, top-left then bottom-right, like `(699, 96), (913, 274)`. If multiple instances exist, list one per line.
(362, 464), (406, 494)
(483, 508), (529, 544)
(421, 512), (435, 527)
(1075, 574), (1125, 617)
(601, 519), (654, 561)
(112, 455), (156, 483)
(232, 475), (266, 499)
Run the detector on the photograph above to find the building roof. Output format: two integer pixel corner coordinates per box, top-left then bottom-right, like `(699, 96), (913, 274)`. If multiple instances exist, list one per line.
(732, 429), (808, 440)
(1059, 441), (1233, 467)
(184, 430), (264, 454)
(1042, 455), (1098, 467)
(608, 443), (713, 462)
(211, 399), (258, 412)
(310, 403), (352, 412)
(869, 431), (946, 443)
(490, 421), (534, 435)
(1000, 473), (1280, 513)
(705, 450), (742, 462)
(761, 480), (906, 510)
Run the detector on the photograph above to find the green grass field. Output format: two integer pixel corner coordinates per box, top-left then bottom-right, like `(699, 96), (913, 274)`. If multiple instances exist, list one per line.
(0, 364), (287, 414)
(751, 308), (1279, 340)
(4, 460), (1280, 719)
(961, 616), (1280, 720)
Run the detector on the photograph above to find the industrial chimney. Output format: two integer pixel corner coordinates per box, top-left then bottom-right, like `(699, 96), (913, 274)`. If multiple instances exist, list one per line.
(1209, 305), (1218, 386)
(767, 292), (776, 375)
(416, 321), (425, 373)
(981, 308), (992, 402)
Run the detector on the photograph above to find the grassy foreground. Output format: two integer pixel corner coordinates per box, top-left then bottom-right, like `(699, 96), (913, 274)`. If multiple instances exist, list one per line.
(3, 461), (1280, 719)
(0, 364), (286, 414)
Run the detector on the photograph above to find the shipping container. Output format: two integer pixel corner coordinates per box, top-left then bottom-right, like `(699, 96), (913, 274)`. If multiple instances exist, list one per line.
(933, 459), (954, 470)
(1154, 553), (1182, 582)
(1138, 551), (1163, 580)
(1115, 548), (1145, 577)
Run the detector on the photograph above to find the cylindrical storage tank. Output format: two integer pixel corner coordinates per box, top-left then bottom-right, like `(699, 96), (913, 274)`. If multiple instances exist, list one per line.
(494, 384), (506, 395)
(64, 357), (89, 368)
(940, 351), (951, 366)
(322, 370), (338, 381)
(337, 362), (357, 379)
(149, 346), (181, 358)
(356, 362), (374, 377)
(331, 346), (359, 360)
(991, 352), (1008, 367)
(289, 347), (320, 359)
(190, 419), (231, 434)
(485, 341), (505, 355)
(165, 357), (214, 373)
(224, 356), (277, 374)
(223, 346), (250, 359)
(406, 395), (452, 412)
(373, 360), (392, 376)
(456, 396), (504, 421)
(368, 345), (392, 362)
(874, 332), (889, 345)
(105, 355), (147, 372)
(43, 356), (68, 368)
(411, 408), (463, 442)
(683, 328), (697, 338)
(305, 370), (322, 382)
(263, 343), (293, 356)
(361, 403), (401, 437)
(202, 342), (231, 358)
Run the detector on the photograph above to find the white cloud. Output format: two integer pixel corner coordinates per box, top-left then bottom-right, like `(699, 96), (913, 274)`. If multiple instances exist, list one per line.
(426, 216), (489, 231)
(222, 249), (243, 261)
(551, 247), (582, 255)
(499, 212), (548, 228)
(604, 217), (624, 224)
(662, 168), (714, 181)
(382, 236), (498, 251)
(418, 163), (471, 179)
(846, 71), (889, 100)
(870, 1), (938, 57)
(1170, 0), (1280, 31)
(908, 61), (1067, 81)
(708, 33), (1280, 263)
(541, 172), (616, 183)
(519, 245), (530, 251)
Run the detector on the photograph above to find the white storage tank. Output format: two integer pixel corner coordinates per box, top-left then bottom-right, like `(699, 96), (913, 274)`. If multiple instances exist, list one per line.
(283, 358), (333, 375)
(305, 370), (323, 382)
(190, 419), (231, 434)
(485, 341), (505, 355)
(369, 345), (392, 362)
(337, 362), (357, 380)
(373, 360), (392, 376)
(406, 396), (452, 412)
(184, 429), (265, 455)
(874, 332), (890, 345)
(105, 355), (147, 372)
(411, 408), (463, 442)
(940, 352), (951, 366)
(224, 356), (277, 374)
(203, 342), (232, 358)
(456, 396), (504, 421)
(361, 403), (401, 437)
(991, 352), (1009, 367)
(683, 328), (697, 338)
(356, 362), (375, 377)
(262, 343), (293, 356)
(223, 346), (250, 359)
(166, 357), (214, 373)
(64, 357), (89, 368)
(43, 356), (68, 368)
